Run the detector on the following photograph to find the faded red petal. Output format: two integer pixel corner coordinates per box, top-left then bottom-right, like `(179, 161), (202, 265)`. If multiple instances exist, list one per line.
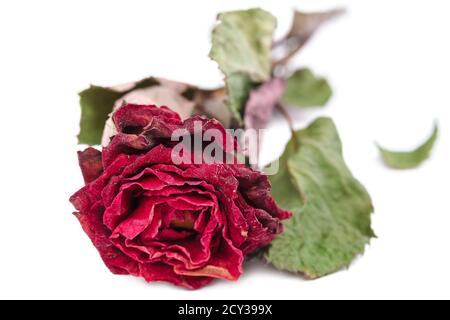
(73, 202), (139, 276)
(77, 148), (103, 184)
(102, 104), (239, 168)
(139, 262), (213, 290)
(113, 104), (182, 134)
(180, 164), (249, 247)
(101, 134), (150, 168)
(139, 205), (163, 241)
(173, 237), (243, 281)
(233, 165), (292, 220)
(103, 184), (141, 231)
(156, 228), (193, 241)
(113, 197), (164, 240)
(102, 104), (182, 167)
(182, 115), (238, 154)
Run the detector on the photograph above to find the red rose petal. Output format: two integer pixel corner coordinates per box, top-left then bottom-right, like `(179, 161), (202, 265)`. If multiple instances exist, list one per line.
(193, 208), (209, 233)
(74, 202), (139, 276)
(138, 205), (163, 241)
(103, 184), (141, 230)
(139, 262), (213, 290)
(77, 148), (103, 184)
(112, 197), (163, 240)
(166, 194), (214, 211)
(156, 228), (194, 242)
(113, 104), (182, 134)
(173, 236), (243, 281)
(181, 115), (238, 154)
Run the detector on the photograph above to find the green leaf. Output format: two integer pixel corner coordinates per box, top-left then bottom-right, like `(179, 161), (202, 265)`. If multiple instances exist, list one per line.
(209, 8), (276, 124)
(78, 86), (124, 145)
(266, 118), (374, 278)
(226, 74), (253, 123)
(377, 123), (438, 169)
(210, 8), (276, 82)
(282, 68), (332, 107)
(78, 78), (159, 145)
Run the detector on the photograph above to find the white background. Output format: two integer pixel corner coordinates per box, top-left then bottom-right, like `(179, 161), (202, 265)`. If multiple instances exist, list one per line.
(1, 0), (449, 300)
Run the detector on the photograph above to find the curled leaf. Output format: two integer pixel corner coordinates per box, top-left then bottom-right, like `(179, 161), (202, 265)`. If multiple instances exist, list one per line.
(226, 74), (253, 126)
(78, 86), (125, 145)
(266, 118), (374, 278)
(377, 123), (438, 169)
(210, 8), (277, 125)
(287, 9), (344, 46)
(274, 9), (344, 66)
(210, 8), (276, 82)
(282, 68), (332, 107)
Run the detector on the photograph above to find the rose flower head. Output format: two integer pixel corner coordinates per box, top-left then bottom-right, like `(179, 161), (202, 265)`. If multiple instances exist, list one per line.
(70, 104), (291, 289)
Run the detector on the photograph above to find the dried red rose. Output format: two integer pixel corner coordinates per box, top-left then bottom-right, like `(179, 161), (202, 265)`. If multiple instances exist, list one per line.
(70, 104), (291, 289)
